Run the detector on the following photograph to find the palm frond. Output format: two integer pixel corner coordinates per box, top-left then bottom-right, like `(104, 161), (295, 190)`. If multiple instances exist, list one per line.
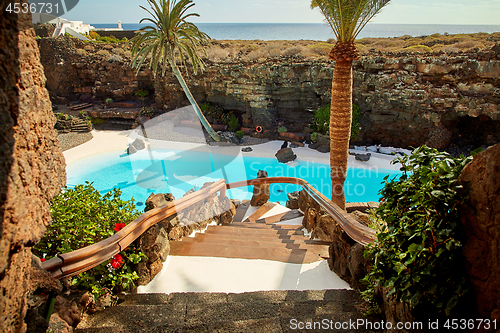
(130, 0), (210, 77)
(312, 0), (391, 42)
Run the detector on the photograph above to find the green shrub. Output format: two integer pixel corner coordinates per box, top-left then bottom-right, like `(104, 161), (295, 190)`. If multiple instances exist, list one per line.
(98, 36), (121, 43)
(89, 31), (101, 40)
(201, 102), (235, 125)
(363, 146), (474, 316)
(55, 112), (70, 121)
(236, 130), (244, 139)
(351, 104), (361, 140)
(135, 89), (149, 98)
(105, 98), (113, 104)
(277, 126), (287, 133)
(139, 106), (155, 117)
(33, 182), (147, 298)
(311, 103), (361, 139)
(312, 104), (330, 135)
(310, 132), (318, 143)
(90, 117), (105, 126)
(228, 115), (240, 131)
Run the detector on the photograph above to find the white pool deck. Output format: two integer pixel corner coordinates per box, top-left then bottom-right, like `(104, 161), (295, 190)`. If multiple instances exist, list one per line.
(63, 130), (402, 294)
(63, 130), (402, 171)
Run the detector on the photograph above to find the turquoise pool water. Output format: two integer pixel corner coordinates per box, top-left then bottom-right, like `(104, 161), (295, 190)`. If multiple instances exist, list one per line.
(66, 149), (401, 207)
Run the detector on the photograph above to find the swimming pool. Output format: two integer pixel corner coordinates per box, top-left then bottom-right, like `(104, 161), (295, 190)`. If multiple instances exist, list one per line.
(66, 149), (401, 207)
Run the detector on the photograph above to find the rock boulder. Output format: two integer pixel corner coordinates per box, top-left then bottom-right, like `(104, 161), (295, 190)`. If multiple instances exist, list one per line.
(144, 193), (175, 212)
(275, 147), (297, 163)
(355, 153), (371, 162)
(250, 170), (271, 206)
(457, 142), (500, 320)
(286, 191), (300, 209)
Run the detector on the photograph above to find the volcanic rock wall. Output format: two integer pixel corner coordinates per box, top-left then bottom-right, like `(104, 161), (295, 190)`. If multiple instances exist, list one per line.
(353, 50), (500, 148)
(458, 143), (500, 322)
(0, 4), (66, 332)
(38, 37), (500, 149)
(37, 37), (154, 101)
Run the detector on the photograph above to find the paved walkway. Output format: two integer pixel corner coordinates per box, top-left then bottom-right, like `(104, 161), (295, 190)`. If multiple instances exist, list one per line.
(77, 290), (374, 333)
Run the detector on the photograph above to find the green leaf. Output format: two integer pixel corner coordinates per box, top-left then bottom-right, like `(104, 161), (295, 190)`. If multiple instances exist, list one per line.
(362, 145), (471, 316)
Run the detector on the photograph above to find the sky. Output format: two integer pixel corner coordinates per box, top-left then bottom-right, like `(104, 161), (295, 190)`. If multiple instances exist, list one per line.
(62, 0), (500, 25)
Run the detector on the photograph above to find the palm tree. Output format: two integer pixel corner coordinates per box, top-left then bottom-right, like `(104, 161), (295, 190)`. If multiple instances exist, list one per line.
(311, 0), (391, 210)
(130, 0), (221, 142)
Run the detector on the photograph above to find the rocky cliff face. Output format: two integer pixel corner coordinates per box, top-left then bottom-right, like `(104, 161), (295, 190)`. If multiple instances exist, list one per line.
(155, 60), (334, 129)
(38, 37), (154, 102)
(458, 142), (500, 322)
(0, 5), (66, 332)
(353, 50), (500, 148)
(38, 37), (500, 149)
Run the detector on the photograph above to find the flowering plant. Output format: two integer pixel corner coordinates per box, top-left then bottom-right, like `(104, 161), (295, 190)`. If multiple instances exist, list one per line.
(111, 254), (124, 269)
(135, 89), (149, 98)
(114, 223), (126, 232)
(33, 182), (147, 298)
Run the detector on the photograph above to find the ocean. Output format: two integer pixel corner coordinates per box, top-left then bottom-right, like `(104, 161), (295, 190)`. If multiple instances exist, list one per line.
(91, 23), (500, 41)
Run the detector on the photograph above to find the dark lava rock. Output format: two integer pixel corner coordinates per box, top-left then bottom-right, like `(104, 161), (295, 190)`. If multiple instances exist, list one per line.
(241, 147), (253, 152)
(316, 145), (330, 153)
(286, 191), (300, 209)
(275, 147), (297, 163)
(250, 170), (270, 206)
(355, 153), (371, 162)
(457, 143), (500, 319)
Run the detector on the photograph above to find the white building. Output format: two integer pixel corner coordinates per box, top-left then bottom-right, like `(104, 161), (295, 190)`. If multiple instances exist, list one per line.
(93, 21), (124, 32)
(33, 14), (95, 40)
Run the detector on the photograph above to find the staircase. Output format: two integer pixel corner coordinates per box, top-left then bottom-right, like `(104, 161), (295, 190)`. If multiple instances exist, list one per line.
(56, 117), (92, 133)
(169, 201), (330, 265)
(77, 201), (374, 332)
(76, 290), (372, 332)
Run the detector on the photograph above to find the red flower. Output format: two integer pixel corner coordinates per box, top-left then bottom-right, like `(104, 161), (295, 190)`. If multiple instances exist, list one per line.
(111, 254), (123, 269)
(114, 223), (126, 232)
(41, 258), (46, 262)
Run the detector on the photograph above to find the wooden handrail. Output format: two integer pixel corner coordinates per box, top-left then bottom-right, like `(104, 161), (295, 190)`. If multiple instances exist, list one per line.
(41, 176), (376, 280)
(226, 177), (376, 246)
(41, 179), (227, 279)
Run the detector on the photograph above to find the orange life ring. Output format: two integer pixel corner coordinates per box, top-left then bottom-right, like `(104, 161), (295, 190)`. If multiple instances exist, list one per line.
(256, 126), (263, 133)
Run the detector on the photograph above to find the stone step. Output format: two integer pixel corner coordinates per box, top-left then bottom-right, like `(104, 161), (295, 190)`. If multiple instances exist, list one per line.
(172, 236), (329, 257)
(76, 290), (371, 332)
(188, 230), (319, 242)
(201, 226), (305, 237)
(224, 222), (304, 229)
(169, 241), (324, 264)
(206, 224), (304, 234)
(184, 232), (331, 246)
(71, 127), (91, 131)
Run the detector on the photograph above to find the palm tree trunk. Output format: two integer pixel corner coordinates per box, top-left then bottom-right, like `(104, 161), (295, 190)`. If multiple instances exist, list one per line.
(169, 59), (221, 142)
(329, 59), (353, 210)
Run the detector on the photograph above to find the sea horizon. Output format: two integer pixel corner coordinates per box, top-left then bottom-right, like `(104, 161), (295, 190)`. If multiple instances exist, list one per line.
(91, 22), (500, 41)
